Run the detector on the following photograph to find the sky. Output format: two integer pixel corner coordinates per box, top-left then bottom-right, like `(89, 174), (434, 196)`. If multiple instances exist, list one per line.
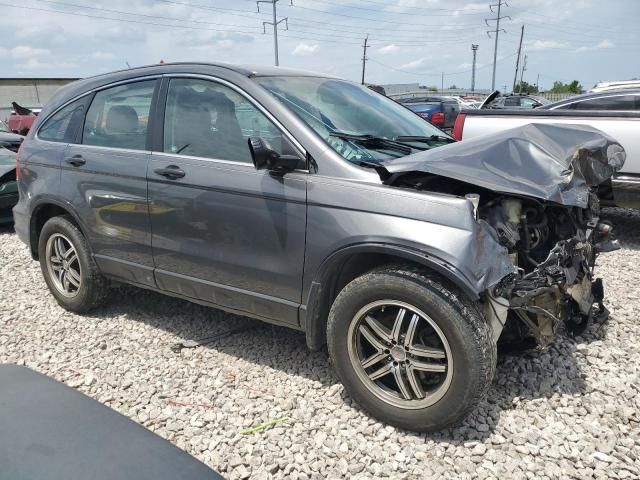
(0, 0), (638, 91)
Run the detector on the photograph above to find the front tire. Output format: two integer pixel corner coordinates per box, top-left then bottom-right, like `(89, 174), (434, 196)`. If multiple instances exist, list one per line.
(327, 266), (496, 432)
(38, 215), (109, 313)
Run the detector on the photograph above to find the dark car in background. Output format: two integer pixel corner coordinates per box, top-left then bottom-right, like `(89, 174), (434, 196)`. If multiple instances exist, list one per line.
(480, 92), (550, 110)
(13, 62), (623, 432)
(0, 119), (23, 152)
(0, 145), (18, 223)
(540, 89), (640, 111)
(397, 96), (460, 130)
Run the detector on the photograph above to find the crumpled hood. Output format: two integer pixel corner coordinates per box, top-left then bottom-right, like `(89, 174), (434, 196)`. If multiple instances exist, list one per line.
(383, 123), (626, 208)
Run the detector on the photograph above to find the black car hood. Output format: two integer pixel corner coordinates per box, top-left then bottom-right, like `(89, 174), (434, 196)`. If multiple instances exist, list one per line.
(479, 90), (500, 109)
(383, 123), (626, 208)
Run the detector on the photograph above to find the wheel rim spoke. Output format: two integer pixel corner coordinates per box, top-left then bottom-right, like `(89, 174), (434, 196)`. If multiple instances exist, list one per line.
(54, 237), (64, 259)
(364, 315), (392, 343)
(406, 367), (426, 399)
(361, 350), (387, 369)
(359, 324), (388, 351)
(66, 268), (81, 287)
(411, 359), (447, 373)
(404, 313), (419, 348)
(63, 245), (75, 259)
(62, 272), (71, 292)
(392, 365), (412, 400)
(368, 362), (393, 381)
(390, 308), (406, 342)
(408, 345), (446, 359)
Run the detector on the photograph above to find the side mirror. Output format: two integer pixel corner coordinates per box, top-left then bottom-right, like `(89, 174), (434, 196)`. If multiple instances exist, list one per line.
(248, 137), (301, 172)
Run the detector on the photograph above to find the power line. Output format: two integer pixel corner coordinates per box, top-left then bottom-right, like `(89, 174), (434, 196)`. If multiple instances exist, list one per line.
(257, 0), (290, 66)
(294, 0), (489, 17)
(0, 1), (263, 35)
(367, 52), (517, 78)
(486, 0), (511, 90)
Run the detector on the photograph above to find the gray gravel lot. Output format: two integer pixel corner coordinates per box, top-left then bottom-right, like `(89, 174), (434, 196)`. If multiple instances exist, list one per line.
(1, 208), (639, 479)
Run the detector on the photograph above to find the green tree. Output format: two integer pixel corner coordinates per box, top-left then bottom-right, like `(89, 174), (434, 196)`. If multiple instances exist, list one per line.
(549, 80), (582, 93)
(515, 80), (538, 93)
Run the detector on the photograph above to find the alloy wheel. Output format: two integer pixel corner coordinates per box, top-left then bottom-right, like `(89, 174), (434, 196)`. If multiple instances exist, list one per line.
(347, 300), (453, 409)
(45, 233), (82, 298)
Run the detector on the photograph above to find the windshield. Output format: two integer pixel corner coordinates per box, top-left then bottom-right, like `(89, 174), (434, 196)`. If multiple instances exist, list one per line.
(0, 120), (10, 133)
(255, 76), (452, 164)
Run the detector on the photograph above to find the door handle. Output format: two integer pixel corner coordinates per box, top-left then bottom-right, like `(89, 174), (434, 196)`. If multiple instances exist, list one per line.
(154, 165), (186, 180)
(65, 155), (86, 167)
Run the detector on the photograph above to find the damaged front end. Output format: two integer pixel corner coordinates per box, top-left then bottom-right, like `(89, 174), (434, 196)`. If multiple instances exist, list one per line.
(382, 124), (626, 348)
(483, 193), (616, 348)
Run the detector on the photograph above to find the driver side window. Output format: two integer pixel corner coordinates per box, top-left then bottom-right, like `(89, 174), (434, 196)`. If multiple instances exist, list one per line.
(163, 78), (296, 163)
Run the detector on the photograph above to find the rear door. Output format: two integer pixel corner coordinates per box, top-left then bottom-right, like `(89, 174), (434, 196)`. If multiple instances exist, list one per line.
(147, 76), (307, 325)
(61, 78), (159, 287)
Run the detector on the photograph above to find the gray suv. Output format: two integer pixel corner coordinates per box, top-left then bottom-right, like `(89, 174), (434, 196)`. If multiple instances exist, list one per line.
(14, 63), (623, 431)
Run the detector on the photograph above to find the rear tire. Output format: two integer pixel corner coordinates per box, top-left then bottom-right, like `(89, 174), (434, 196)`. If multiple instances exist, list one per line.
(38, 215), (109, 313)
(327, 265), (496, 432)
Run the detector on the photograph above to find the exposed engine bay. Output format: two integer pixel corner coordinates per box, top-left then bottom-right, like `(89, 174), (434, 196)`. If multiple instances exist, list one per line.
(481, 192), (617, 347)
(390, 172), (619, 348)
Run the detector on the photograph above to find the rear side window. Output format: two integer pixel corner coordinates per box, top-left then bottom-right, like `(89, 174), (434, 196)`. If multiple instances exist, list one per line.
(38, 98), (87, 142)
(569, 95), (636, 111)
(503, 97), (520, 107)
(82, 80), (156, 150)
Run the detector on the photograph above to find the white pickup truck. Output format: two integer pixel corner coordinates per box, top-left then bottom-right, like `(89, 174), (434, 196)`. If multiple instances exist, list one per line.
(453, 108), (640, 208)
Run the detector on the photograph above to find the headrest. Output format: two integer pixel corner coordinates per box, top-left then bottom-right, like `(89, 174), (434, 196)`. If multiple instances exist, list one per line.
(105, 105), (138, 133)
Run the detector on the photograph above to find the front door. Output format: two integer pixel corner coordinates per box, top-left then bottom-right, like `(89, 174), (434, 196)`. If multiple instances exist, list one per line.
(147, 77), (307, 325)
(61, 79), (159, 287)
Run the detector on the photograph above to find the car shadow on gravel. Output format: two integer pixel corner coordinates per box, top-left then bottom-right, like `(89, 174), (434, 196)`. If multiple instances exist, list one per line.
(601, 207), (640, 250)
(86, 281), (610, 442)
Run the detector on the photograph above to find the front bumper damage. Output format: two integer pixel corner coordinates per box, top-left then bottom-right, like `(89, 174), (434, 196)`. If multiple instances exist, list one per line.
(382, 123), (626, 347)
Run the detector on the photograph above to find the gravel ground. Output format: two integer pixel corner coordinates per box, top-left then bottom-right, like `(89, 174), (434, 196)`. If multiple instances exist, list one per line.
(1, 208), (639, 479)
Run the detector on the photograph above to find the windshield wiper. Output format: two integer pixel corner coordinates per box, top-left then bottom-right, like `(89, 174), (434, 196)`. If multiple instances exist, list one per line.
(329, 132), (415, 154)
(394, 135), (456, 144)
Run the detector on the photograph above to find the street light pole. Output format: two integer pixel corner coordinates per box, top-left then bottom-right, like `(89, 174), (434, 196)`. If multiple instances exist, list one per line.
(471, 44), (479, 92)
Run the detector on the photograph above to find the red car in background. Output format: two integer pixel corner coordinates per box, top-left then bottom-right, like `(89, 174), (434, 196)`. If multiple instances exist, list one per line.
(6, 102), (41, 135)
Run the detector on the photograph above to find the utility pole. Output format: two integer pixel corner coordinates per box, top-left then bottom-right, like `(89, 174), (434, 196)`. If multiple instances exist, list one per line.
(257, 0), (290, 66)
(512, 24), (524, 93)
(536, 73), (540, 91)
(471, 44), (479, 92)
(519, 54), (528, 91)
(361, 35), (369, 85)
(441, 72), (444, 91)
(486, 0), (510, 90)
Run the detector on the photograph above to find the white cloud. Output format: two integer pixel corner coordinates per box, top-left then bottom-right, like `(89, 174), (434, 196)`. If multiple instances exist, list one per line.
(456, 62), (485, 70)
(15, 58), (75, 70)
(292, 43), (319, 57)
(577, 39), (614, 52)
(90, 51), (115, 60)
(399, 58), (426, 70)
(525, 40), (570, 51)
(0, 45), (50, 59)
(377, 44), (399, 55)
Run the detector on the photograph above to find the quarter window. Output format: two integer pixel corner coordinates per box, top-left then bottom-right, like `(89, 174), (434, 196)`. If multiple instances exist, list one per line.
(38, 98), (87, 142)
(163, 78), (296, 163)
(82, 80), (156, 150)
